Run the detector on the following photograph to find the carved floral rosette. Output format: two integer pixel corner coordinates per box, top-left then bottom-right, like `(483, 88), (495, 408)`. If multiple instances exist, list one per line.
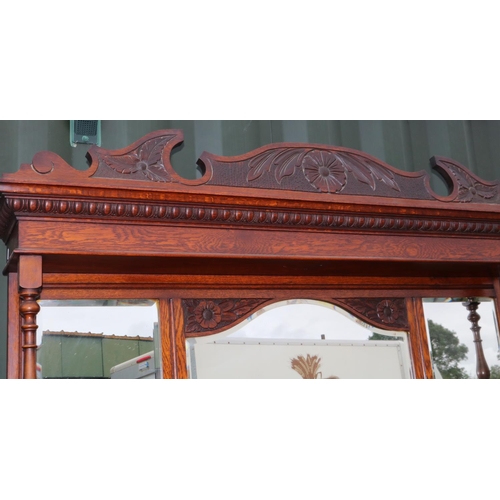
(183, 298), (270, 336)
(333, 298), (409, 331)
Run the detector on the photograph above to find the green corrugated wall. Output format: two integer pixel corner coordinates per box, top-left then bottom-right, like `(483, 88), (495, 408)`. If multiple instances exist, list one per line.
(37, 334), (154, 378)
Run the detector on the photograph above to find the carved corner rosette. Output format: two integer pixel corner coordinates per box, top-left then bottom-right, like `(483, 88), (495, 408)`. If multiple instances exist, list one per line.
(183, 298), (270, 337)
(89, 130), (184, 183)
(333, 298), (409, 331)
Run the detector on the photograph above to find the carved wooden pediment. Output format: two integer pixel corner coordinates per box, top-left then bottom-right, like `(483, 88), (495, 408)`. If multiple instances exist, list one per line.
(2, 129), (498, 202)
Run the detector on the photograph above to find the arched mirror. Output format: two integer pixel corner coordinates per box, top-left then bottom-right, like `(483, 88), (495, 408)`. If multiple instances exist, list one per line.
(186, 300), (412, 379)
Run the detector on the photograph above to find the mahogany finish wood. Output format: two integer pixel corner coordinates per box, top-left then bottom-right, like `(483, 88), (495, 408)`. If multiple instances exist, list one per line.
(2, 129), (500, 378)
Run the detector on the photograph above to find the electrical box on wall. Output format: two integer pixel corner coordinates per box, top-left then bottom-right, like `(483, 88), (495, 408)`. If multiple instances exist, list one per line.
(70, 120), (101, 147)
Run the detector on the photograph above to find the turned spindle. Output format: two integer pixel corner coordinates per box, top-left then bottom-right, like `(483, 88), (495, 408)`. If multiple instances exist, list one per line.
(19, 288), (41, 379)
(463, 298), (490, 379)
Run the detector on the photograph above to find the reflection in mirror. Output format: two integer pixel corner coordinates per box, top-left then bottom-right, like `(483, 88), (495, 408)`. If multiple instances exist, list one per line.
(423, 298), (500, 379)
(187, 300), (412, 379)
(36, 300), (161, 379)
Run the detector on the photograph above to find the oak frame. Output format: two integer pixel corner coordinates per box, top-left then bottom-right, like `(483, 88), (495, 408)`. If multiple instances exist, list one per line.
(2, 129), (500, 379)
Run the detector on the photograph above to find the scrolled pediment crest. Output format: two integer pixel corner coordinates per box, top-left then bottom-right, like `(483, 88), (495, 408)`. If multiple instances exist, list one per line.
(2, 129), (499, 206)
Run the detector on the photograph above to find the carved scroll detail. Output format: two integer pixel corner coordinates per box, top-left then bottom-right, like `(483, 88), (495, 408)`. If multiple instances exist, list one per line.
(463, 299), (490, 378)
(183, 298), (269, 336)
(92, 134), (178, 182)
(431, 157), (500, 203)
(333, 298), (409, 331)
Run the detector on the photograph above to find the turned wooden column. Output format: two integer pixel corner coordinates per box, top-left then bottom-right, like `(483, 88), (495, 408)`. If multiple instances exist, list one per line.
(463, 298), (490, 379)
(18, 255), (42, 379)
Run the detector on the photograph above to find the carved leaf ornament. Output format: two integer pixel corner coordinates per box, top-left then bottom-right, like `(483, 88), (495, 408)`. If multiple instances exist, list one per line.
(101, 135), (176, 182)
(246, 148), (401, 194)
(450, 165), (497, 202)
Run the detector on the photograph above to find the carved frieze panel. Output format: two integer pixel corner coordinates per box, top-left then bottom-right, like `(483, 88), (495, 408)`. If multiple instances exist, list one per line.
(182, 297), (409, 339)
(200, 147), (432, 199)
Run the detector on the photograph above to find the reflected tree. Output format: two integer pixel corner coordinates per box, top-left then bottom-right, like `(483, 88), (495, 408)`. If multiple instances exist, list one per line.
(427, 320), (469, 379)
(370, 321), (470, 378)
(489, 353), (500, 379)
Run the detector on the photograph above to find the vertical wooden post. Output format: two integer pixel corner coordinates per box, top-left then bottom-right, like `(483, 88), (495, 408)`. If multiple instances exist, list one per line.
(18, 255), (42, 379)
(159, 298), (187, 379)
(493, 279), (500, 345)
(171, 299), (187, 379)
(463, 298), (490, 379)
(7, 272), (22, 379)
(406, 297), (433, 379)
